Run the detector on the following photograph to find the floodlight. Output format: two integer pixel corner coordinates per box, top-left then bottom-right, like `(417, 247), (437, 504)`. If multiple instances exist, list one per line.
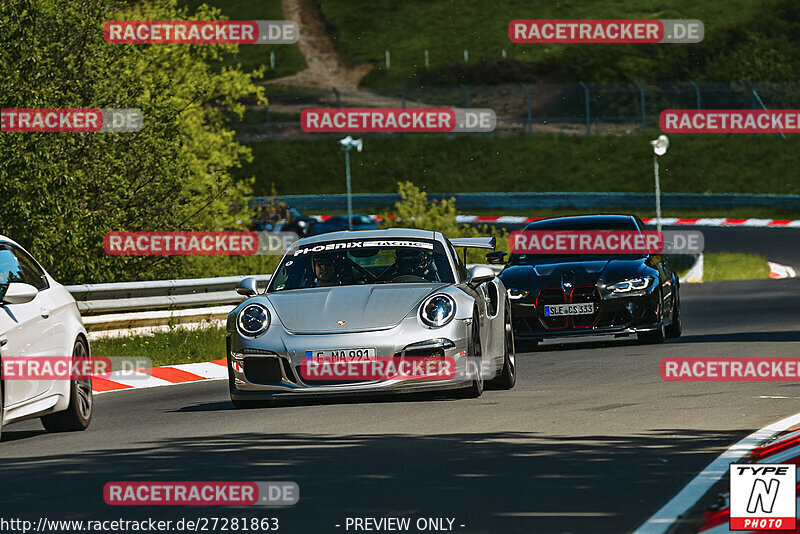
(651, 134), (669, 156)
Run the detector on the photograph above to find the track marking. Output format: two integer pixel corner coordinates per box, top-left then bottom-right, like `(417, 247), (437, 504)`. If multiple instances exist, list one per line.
(634, 411), (800, 533)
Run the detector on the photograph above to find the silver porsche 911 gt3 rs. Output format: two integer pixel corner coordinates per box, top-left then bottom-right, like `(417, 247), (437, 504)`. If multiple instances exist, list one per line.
(226, 228), (516, 407)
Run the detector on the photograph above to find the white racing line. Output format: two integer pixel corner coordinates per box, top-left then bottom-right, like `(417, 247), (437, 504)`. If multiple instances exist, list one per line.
(634, 411), (800, 533)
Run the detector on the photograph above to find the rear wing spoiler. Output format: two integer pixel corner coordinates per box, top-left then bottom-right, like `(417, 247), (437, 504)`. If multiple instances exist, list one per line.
(450, 237), (496, 250)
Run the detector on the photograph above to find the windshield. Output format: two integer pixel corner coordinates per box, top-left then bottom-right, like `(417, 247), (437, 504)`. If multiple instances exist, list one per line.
(509, 219), (647, 264)
(0, 247), (25, 301)
(268, 239), (455, 291)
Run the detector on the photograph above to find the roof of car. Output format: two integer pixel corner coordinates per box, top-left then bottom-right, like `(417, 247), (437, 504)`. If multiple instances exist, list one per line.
(293, 228), (440, 247)
(0, 235), (18, 246)
(524, 214), (638, 229)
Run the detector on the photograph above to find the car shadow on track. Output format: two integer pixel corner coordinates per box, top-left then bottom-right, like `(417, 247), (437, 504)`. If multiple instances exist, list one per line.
(673, 331), (800, 344)
(0, 428), (745, 534)
(171, 391), (466, 412)
(522, 337), (641, 353)
(0, 429), (48, 443)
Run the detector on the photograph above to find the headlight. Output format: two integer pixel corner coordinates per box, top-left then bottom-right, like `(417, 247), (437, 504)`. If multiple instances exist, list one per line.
(419, 294), (456, 328)
(237, 303), (271, 337)
(508, 289), (530, 300)
(606, 276), (654, 293)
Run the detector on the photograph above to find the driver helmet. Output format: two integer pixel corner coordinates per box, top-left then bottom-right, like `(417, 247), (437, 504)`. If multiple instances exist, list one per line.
(395, 249), (434, 278)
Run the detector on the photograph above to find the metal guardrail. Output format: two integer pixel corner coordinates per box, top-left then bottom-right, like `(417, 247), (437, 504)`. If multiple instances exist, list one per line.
(66, 274), (272, 314)
(255, 192), (800, 212)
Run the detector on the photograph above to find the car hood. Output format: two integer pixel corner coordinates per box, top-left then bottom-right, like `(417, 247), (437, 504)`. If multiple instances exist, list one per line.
(499, 259), (649, 291)
(266, 283), (448, 333)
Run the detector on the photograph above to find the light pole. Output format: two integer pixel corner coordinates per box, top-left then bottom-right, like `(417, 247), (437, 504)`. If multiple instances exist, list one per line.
(339, 136), (363, 231)
(650, 134), (669, 234)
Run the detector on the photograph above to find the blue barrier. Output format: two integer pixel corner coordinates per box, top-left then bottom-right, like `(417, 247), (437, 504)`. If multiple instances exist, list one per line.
(250, 193), (800, 211)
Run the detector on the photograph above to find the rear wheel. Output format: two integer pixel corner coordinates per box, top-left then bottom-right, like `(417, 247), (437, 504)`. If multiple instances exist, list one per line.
(488, 306), (516, 390)
(41, 338), (92, 432)
(665, 290), (682, 339)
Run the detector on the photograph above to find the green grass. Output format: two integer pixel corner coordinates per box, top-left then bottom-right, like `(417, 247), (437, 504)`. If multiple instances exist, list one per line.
(179, 0), (306, 78)
(239, 134), (800, 197)
(703, 252), (770, 281)
(92, 326), (226, 367)
(317, 0), (796, 86)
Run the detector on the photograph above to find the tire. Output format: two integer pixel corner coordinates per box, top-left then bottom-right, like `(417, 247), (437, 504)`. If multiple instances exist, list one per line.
(41, 338), (92, 433)
(665, 290), (682, 339)
(488, 306), (516, 390)
(460, 310), (484, 398)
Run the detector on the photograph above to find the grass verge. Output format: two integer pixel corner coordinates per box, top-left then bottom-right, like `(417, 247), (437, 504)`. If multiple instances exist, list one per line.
(703, 252), (770, 281)
(92, 326), (226, 367)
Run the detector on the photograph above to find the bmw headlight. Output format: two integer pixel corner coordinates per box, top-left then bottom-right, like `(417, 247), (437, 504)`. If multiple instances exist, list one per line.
(420, 294), (456, 328)
(237, 303), (271, 337)
(606, 276), (654, 293)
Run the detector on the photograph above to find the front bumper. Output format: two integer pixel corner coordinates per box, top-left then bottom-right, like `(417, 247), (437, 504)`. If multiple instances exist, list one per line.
(510, 285), (661, 341)
(228, 316), (476, 399)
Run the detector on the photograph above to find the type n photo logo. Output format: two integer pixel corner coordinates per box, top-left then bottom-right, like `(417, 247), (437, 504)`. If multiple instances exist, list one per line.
(730, 464), (796, 531)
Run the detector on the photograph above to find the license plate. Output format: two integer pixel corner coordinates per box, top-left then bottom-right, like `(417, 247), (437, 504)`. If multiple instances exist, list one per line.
(544, 303), (595, 317)
(306, 348), (377, 363)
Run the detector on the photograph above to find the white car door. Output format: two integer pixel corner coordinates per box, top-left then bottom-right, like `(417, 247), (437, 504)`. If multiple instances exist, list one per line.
(0, 245), (57, 406)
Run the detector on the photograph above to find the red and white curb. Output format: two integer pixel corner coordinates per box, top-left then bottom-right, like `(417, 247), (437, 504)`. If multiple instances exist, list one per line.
(770, 262), (798, 279)
(695, 423), (800, 534)
(681, 253), (704, 284)
(634, 412), (800, 534)
(91, 358), (227, 394)
(458, 216), (800, 228)
(314, 215), (800, 228)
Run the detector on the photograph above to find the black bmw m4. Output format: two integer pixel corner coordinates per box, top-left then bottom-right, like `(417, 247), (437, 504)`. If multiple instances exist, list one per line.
(496, 214), (682, 350)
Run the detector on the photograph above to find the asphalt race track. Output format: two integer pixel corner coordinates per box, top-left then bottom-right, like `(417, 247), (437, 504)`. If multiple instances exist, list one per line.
(1, 278), (799, 533)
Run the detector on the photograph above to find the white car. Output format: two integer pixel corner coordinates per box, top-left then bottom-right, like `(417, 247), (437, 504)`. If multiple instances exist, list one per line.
(0, 236), (92, 439)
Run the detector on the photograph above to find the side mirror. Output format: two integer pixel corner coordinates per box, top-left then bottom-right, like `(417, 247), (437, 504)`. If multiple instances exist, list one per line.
(3, 282), (38, 304)
(236, 277), (258, 297)
(485, 251), (507, 265)
(468, 265), (495, 288)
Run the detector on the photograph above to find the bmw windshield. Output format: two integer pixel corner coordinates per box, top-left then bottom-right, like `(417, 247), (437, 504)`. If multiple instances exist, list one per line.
(268, 239), (455, 291)
(509, 219), (648, 264)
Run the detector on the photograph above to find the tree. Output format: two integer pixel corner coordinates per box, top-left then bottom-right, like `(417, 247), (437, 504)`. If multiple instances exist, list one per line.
(0, 0), (269, 283)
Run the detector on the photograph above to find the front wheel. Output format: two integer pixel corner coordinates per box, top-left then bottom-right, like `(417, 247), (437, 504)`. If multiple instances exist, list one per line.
(665, 290), (682, 339)
(488, 307), (516, 390)
(41, 338), (93, 432)
(458, 310), (484, 398)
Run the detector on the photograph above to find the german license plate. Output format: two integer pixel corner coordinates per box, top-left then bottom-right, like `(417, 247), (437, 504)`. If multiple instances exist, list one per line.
(544, 303), (595, 317)
(306, 348), (377, 363)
